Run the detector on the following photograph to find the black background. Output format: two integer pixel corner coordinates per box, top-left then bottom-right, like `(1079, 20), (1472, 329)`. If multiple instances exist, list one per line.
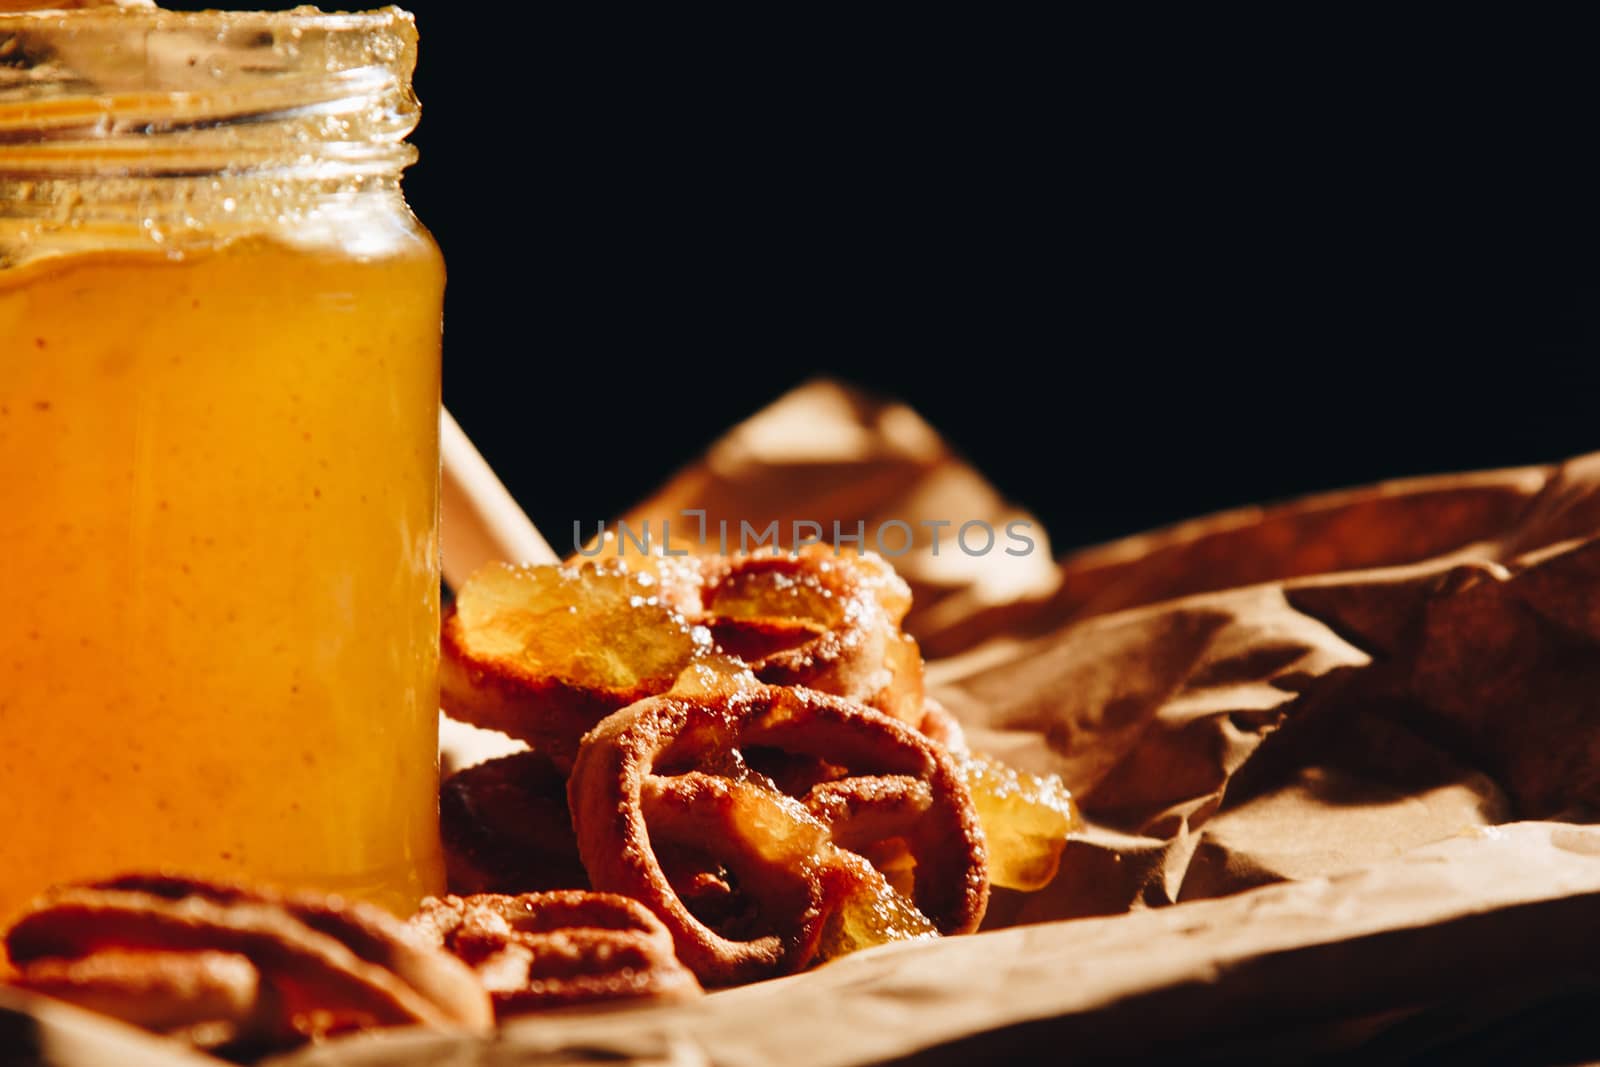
(172, 4), (1600, 556)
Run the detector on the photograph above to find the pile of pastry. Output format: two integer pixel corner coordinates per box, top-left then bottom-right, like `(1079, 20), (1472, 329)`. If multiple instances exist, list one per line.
(436, 546), (1075, 988)
(4, 547), (1075, 1053)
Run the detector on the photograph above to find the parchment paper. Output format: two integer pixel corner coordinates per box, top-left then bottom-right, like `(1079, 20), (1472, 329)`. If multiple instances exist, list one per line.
(11, 380), (1600, 1064)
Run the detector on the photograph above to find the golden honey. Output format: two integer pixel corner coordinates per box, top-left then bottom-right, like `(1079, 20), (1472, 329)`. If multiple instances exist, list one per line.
(0, 8), (445, 924)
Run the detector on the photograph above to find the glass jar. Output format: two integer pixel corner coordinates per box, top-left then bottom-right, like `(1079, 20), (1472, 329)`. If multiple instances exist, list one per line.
(0, 6), (445, 922)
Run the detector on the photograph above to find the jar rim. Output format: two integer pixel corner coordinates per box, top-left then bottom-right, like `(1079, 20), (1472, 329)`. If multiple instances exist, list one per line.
(0, 2), (424, 257)
(0, 5), (414, 31)
(0, 3), (420, 175)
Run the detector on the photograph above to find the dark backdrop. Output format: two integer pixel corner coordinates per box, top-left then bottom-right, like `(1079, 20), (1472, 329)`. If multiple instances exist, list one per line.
(167, 4), (1600, 555)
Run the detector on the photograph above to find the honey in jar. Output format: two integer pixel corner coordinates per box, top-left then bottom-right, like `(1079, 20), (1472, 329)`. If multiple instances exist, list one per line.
(0, 6), (445, 922)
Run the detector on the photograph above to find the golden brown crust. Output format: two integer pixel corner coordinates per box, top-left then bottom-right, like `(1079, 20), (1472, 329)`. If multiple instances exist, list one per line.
(86, 874), (492, 1033)
(12, 949), (259, 1035)
(411, 892), (701, 1016)
(441, 550), (927, 766)
(567, 684), (988, 986)
(702, 547), (924, 725)
(4, 875), (493, 1048)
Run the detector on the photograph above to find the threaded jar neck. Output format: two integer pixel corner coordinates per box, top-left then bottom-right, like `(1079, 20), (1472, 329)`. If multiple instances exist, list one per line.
(0, 6), (422, 259)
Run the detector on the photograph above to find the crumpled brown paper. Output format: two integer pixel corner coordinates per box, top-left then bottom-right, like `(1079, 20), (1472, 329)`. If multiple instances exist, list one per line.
(628, 380), (1600, 925)
(13, 380), (1600, 1064)
(626, 380), (1600, 1050)
(934, 454), (1600, 924)
(264, 822), (1600, 1066)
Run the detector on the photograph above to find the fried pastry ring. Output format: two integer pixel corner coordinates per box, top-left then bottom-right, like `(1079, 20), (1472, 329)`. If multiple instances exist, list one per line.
(13, 949), (260, 1039)
(443, 549), (929, 767)
(440, 750), (589, 895)
(5, 874), (492, 1048)
(702, 546), (925, 725)
(567, 684), (988, 986)
(411, 891), (701, 1015)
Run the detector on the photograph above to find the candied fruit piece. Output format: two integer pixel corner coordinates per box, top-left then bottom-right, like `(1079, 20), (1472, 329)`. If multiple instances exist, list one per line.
(707, 563), (848, 627)
(454, 561), (711, 690)
(958, 754), (1078, 891)
(816, 868), (938, 963)
(669, 655), (763, 701)
(704, 547), (913, 629)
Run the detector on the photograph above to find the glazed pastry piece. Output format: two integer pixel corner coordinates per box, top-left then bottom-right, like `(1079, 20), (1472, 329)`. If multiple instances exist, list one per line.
(5, 874), (492, 1051)
(567, 678), (988, 986)
(14, 949), (260, 1038)
(441, 548), (926, 768)
(700, 546), (924, 723)
(411, 892), (701, 1016)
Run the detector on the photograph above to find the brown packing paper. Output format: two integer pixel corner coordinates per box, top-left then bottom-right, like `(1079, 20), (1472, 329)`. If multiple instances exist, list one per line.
(262, 822), (1600, 1066)
(17, 826), (1600, 1064)
(625, 381), (1600, 922)
(10, 380), (1600, 1063)
(937, 471), (1600, 922)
